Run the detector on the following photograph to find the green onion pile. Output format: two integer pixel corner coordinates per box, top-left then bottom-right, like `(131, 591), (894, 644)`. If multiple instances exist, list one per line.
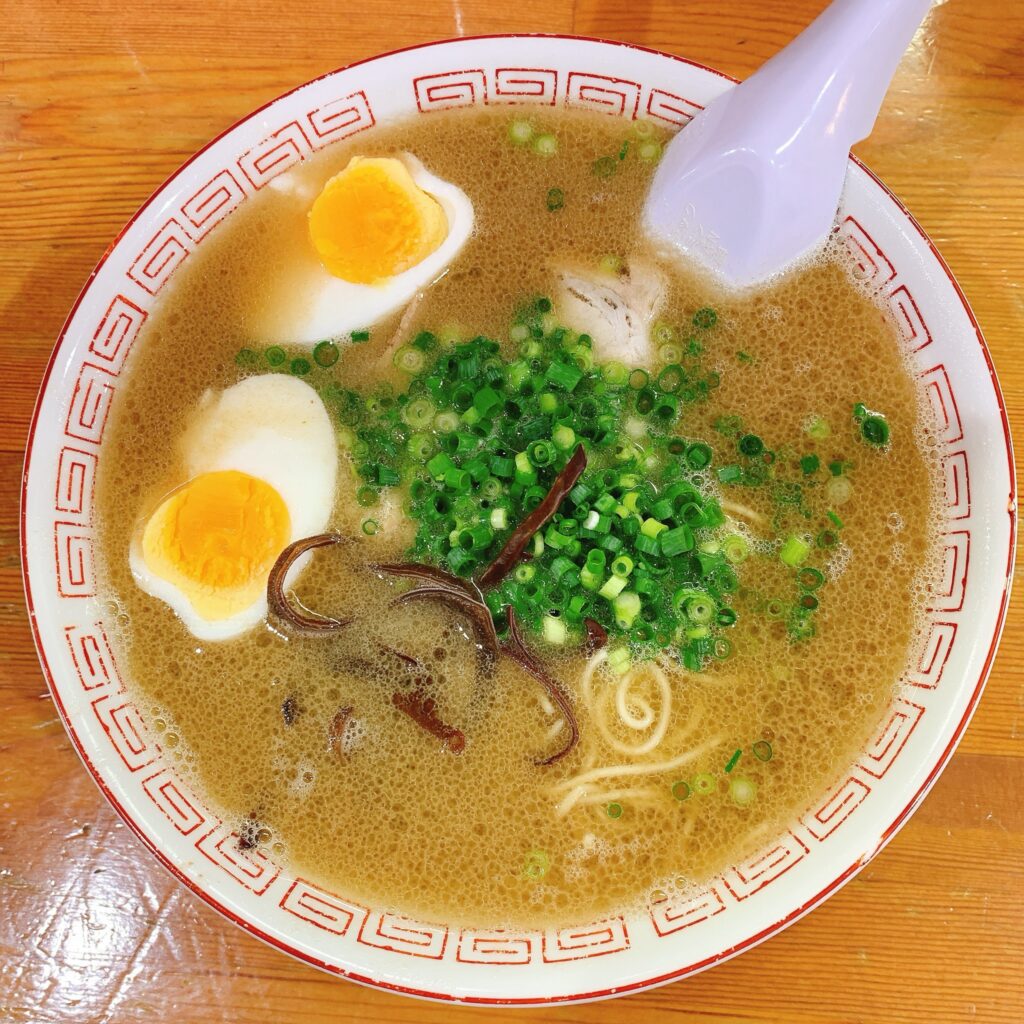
(347, 299), (733, 671)
(237, 288), (885, 671)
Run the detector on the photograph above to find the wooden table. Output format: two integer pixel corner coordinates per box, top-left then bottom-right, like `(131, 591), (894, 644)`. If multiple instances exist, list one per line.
(1, 1), (1021, 1021)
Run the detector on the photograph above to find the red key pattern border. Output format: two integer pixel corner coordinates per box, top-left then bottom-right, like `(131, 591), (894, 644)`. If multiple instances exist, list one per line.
(37, 60), (984, 968)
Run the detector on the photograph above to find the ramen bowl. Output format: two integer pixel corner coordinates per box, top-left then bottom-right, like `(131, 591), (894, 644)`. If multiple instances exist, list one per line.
(21, 35), (1015, 1005)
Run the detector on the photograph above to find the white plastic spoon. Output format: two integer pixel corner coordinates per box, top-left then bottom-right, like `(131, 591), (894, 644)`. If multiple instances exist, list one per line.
(643, 0), (934, 290)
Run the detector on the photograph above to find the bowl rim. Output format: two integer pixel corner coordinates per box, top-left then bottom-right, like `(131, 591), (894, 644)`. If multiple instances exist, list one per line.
(19, 32), (1016, 1005)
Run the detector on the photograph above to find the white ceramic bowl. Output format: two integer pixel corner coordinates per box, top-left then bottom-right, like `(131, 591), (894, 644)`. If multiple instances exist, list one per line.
(21, 34), (1015, 1006)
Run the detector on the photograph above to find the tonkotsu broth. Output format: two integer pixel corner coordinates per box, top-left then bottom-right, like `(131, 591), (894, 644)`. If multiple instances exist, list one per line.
(95, 107), (943, 928)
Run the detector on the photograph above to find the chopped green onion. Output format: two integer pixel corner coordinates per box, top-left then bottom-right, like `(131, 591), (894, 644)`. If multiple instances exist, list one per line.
(447, 546), (476, 576)
(545, 360), (583, 391)
(752, 740), (773, 762)
(691, 773), (716, 796)
(552, 424), (577, 451)
(235, 348), (258, 367)
(738, 434), (763, 457)
(393, 346), (424, 373)
(427, 451), (455, 480)
(721, 534), (749, 563)
(606, 802), (623, 819)
(508, 119), (534, 145)
(514, 451), (537, 485)
(686, 442), (713, 469)
(599, 575), (628, 600)
(671, 780), (691, 801)
(351, 329), (370, 343)
(862, 414), (890, 446)
(612, 591), (641, 628)
(826, 476), (853, 505)
(527, 440), (555, 467)
(312, 341), (339, 367)
(655, 364), (685, 393)
(610, 555), (634, 578)
(546, 187), (565, 212)
(264, 345), (286, 366)
(473, 386), (501, 415)
(361, 518), (379, 536)
(641, 518), (668, 539)
(800, 454), (820, 475)
(607, 644), (631, 675)
(522, 848), (550, 880)
(628, 368), (649, 390)
(806, 415), (830, 441)
(490, 507), (508, 530)
(593, 155), (617, 178)
(407, 433), (435, 460)
(683, 594), (715, 624)
(489, 453), (515, 478)
(434, 410), (460, 433)
(543, 612), (568, 645)
(603, 360), (629, 386)
(692, 307), (718, 330)
(533, 133), (558, 157)
(290, 357), (311, 376)
(779, 535), (811, 567)
(514, 563), (537, 584)
(403, 396), (436, 429)
(798, 567), (825, 591)
(637, 139), (662, 162)
(789, 613), (816, 641)
(660, 525), (695, 557)
(459, 525), (494, 551)
(729, 776), (757, 806)
(724, 748), (742, 773)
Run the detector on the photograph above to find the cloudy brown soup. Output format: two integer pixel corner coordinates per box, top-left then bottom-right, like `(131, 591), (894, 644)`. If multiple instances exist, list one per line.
(96, 107), (943, 928)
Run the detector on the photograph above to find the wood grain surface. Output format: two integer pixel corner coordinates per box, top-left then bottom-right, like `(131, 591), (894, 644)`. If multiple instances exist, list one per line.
(1, 1), (1021, 1021)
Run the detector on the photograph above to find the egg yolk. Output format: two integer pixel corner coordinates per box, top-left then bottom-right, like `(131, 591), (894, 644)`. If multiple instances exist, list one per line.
(307, 156), (448, 284)
(141, 470), (290, 621)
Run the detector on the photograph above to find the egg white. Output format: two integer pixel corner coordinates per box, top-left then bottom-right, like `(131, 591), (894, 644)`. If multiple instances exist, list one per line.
(130, 375), (337, 641)
(265, 153), (474, 346)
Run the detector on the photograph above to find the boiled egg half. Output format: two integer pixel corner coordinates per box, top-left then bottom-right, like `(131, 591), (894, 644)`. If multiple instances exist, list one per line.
(267, 153), (474, 345)
(130, 375), (337, 641)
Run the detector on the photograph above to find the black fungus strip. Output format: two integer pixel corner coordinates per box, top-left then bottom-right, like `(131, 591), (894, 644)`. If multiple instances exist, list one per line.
(267, 533), (351, 633)
(327, 705), (354, 758)
(584, 617), (609, 652)
(477, 445), (587, 589)
(390, 585), (499, 662)
(392, 690), (466, 753)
